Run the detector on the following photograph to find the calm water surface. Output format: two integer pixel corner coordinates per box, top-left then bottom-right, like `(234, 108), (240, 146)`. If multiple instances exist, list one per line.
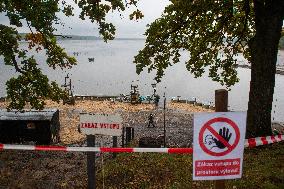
(0, 40), (283, 122)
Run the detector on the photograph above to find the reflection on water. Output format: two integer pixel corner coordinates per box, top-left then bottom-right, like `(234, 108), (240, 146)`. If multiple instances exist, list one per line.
(0, 40), (283, 122)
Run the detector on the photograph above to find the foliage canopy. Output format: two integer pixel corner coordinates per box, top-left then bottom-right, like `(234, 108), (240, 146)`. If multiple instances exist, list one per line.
(0, 0), (142, 109)
(134, 0), (255, 88)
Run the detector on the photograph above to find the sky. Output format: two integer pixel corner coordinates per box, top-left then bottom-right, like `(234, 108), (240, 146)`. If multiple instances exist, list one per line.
(0, 0), (170, 38)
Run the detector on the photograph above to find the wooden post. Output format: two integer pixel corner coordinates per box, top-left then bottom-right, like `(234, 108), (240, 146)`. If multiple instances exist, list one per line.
(131, 127), (134, 140)
(87, 135), (96, 189)
(125, 127), (132, 145)
(214, 89), (228, 189)
(122, 127), (125, 147)
(215, 89), (228, 112)
(112, 136), (117, 158)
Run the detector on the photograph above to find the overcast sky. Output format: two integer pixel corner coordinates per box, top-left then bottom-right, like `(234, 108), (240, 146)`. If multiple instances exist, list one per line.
(0, 0), (170, 38)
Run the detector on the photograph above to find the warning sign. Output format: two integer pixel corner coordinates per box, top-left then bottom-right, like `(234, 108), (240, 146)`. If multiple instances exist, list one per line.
(80, 113), (123, 136)
(193, 112), (246, 180)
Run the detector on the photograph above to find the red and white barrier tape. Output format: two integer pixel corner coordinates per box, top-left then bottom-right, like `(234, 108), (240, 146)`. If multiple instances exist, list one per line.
(0, 135), (283, 154)
(245, 134), (283, 148)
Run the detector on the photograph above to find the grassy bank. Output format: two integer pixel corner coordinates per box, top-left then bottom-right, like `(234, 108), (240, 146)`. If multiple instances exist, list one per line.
(96, 142), (284, 189)
(0, 141), (282, 188)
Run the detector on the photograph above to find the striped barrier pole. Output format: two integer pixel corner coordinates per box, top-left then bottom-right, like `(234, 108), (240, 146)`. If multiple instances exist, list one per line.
(0, 135), (283, 153)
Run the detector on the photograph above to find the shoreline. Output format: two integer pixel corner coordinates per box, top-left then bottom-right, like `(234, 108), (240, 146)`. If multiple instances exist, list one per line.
(237, 64), (284, 75)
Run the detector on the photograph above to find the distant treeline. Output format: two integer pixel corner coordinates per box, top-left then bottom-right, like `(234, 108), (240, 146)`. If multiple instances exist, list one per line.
(18, 33), (100, 40)
(18, 33), (145, 41)
(17, 33), (284, 48)
(55, 35), (101, 40)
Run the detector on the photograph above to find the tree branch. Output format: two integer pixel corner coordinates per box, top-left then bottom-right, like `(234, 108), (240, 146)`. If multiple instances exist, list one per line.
(11, 56), (25, 74)
(26, 20), (34, 34)
(234, 0), (251, 47)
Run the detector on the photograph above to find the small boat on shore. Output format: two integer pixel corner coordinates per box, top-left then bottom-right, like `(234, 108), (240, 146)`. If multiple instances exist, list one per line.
(88, 58), (94, 62)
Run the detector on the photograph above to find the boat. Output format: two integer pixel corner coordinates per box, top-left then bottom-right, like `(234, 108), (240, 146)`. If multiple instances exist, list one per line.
(88, 58), (94, 62)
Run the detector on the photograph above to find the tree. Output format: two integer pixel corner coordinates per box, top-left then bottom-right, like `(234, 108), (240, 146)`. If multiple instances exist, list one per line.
(134, 0), (284, 137)
(280, 27), (284, 49)
(0, 0), (143, 109)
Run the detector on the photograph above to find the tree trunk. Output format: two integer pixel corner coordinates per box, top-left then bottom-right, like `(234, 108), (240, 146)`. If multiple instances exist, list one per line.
(246, 0), (284, 138)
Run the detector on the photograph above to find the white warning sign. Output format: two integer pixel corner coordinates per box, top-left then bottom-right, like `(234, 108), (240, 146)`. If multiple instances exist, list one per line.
(80, 113), (123, 136)
(193, 112), (246, 180)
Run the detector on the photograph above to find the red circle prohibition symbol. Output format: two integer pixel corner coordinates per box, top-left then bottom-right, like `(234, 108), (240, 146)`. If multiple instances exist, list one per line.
(199, 117), (240, 156)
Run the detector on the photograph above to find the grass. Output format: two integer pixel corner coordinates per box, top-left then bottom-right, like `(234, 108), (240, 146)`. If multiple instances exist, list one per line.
(96, 142), (284, 189)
